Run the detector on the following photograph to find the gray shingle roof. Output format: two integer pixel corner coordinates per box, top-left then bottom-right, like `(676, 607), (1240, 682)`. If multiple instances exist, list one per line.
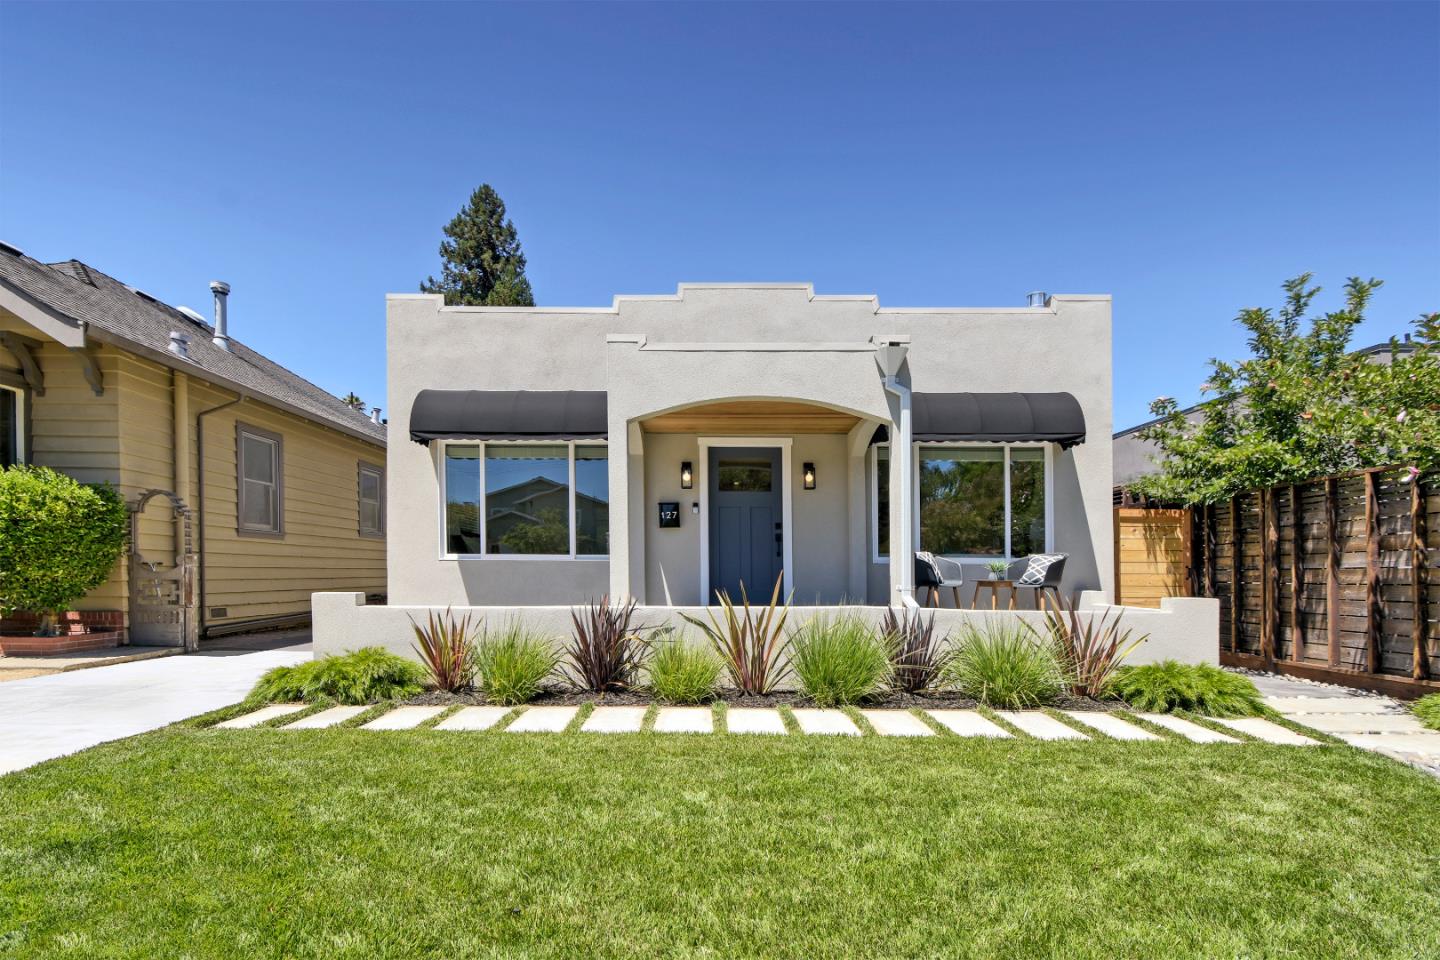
(0, 245), (384, 445)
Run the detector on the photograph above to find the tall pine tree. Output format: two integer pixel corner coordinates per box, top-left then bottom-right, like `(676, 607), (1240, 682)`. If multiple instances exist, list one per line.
(420, 185), (536, 306)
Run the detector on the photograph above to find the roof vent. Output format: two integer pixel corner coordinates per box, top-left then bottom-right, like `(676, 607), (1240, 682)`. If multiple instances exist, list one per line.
(1026, 291), (1048, 307)
(210, 280), (232, 352)
(371, 407), (383, 424)
(168, 331), (191, 360)
(176, 305), (209, 326)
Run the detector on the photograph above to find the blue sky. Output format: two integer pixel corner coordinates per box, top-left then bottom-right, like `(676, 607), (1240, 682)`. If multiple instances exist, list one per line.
(1, 1), (1436, 428)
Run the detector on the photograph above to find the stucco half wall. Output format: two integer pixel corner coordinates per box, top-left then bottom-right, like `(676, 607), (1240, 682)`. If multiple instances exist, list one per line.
(312, 591), (1219, 677)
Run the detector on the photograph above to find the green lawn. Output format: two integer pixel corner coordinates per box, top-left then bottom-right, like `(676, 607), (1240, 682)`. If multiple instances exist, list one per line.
(1, 728), (1437, 959)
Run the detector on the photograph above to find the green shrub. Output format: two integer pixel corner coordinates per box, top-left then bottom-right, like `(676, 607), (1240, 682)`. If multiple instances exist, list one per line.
(647, 639), (721, 704)
(1036, 602), (1145, 698)
(1111, 660), (1265, 717)
(1411, 693), (1440, 731)
(681, 573), (791, 695)
(789, 615), (890, 707)
(0, 466), (128, 635)
(947, 621), (1065, 709)
(249, 647), (426, 704)
(475, 621), (558, 705)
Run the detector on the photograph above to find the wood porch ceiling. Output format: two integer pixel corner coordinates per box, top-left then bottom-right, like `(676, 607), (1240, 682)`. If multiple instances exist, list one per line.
(641, 401), (862, 435)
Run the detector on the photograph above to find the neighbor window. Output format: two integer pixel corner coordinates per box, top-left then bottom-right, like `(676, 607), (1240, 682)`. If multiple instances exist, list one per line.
(358, 461), (384, 538)
(0, 385), (20, 467)
(441, 441), (608, 558)
(237, 423), (283, 536)
(917, 445), (1048, 558)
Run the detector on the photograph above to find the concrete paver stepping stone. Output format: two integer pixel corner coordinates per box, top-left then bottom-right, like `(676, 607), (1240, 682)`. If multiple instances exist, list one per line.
(653, 707), (713, 733)
(792, 709), (861, 736)
(506, 705), (578, 733)
(925, 710), (1011, 738)
(1291, 713), (1426, 735)
(725, 708), (787, 735)
(1265, 696), (1398, 715)
(361, 705), (446, 730)
(1139, 713), (1241, 743)
(1210, 717), (1319, 745)
(434, 706), (512, 731)
(282, 705), (367, 729)
(215, 703), (308, 729)
(995, 711), (1088, 740)
(1335, 732), (1440, 759)
(1063, 711), (1159, 741)
(861, 710), (935, 737)
(581, 706), (647, 733)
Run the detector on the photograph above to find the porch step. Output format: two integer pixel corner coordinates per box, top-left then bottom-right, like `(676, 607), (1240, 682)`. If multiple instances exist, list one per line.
(215, 703), (308, 729)
(435, 706), (512, 731)
(282, 705), (367, 729)
(653, 707), (713, 733)
(361, 706), (446, 730)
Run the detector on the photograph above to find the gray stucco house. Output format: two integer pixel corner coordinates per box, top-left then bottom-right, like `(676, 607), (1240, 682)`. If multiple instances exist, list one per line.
(383, 283), (1114, 609)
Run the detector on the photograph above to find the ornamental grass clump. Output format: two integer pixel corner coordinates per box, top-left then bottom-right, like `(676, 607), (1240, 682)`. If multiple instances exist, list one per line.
(879, 608), (952, 694)
(682, 573), (791, 695)
(647, 639), (721, 704)
(476, 621), (559, 706)
(563, 596), (648, 692)
(1111, 660), (1265, 717)
(1036, 602), (1145, 699)
(1412, 694), (1440, 731)
(789, 615), (890, 707)
(947, 621), (1065, 709)
(409, 609), (477, 692)
(248, 647), (426, 705)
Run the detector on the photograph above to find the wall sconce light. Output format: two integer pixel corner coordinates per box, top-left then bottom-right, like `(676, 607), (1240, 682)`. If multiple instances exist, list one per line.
(680, 461), (693, 489)
(803, 462), (816, 490)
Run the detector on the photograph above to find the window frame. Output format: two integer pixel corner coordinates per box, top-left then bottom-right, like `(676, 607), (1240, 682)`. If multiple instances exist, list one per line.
(870, 443), (889, 564)
(357, 460), (385, 539)
(0, 376), (27, 468)
(436, 438), (609, 561)
(235, 421), (285, 538)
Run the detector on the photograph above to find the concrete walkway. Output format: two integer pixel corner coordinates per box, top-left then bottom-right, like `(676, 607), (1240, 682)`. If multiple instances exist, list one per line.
(0, 647), (307, 776)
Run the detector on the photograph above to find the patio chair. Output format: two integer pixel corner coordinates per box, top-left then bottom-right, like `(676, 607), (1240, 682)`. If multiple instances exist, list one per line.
(915, 551), (965, 608)
(1008, 553), (1067, 612)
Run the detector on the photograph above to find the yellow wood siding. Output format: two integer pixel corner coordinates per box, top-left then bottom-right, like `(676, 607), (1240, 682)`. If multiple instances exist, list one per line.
(1, 306), (385, 633)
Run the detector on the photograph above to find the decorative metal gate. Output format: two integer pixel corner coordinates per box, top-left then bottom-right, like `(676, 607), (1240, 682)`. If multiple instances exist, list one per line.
(128, 489), (198, 650)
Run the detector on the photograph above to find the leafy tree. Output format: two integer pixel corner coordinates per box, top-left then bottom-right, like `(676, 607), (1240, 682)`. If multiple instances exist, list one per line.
(1132, 275), (1440, 505)
(499, 509), (568, 555)
(341, 392), (364, 410)
(420, 184), (536, 306)
(0, 466), (129, 635)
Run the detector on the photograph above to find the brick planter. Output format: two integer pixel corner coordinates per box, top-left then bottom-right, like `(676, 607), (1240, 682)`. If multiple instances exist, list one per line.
(0, 611), (126, 656)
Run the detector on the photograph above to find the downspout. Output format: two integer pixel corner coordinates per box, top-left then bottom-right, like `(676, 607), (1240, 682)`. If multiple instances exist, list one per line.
(195, 391), (244, 640)
(875, 339), (917, 609)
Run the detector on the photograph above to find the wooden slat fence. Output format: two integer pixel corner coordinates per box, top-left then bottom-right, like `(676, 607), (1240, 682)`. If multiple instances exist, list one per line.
(1193, 466), (1439, 697)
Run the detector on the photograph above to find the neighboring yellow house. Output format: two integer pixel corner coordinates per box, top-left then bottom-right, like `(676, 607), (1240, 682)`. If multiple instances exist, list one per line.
(0, 241), (385, 645)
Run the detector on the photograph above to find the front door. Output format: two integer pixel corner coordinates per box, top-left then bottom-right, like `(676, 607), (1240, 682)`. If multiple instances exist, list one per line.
(708, 447), (783, 603)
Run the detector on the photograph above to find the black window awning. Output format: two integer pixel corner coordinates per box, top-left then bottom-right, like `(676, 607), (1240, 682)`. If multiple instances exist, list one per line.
(409, 390), (608, 444)
(872, 392), (1086, 448)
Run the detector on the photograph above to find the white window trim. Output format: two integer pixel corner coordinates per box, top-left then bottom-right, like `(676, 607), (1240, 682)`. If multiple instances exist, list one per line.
(436, 438), (609, 561)
(236, 422), (284, 538)
(867, 441), (1055, 564)
(0, 383), (25, 467)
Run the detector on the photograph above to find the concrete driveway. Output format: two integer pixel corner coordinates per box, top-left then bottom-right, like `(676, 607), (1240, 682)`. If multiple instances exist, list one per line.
(0, 645), (307, 776)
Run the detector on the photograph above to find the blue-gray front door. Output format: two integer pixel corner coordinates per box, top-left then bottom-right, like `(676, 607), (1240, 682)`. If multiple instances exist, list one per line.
(708, 447), (783, 603)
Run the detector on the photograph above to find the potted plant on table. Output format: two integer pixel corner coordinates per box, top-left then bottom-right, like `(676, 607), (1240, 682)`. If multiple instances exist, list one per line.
(985, 559), (1010, 581)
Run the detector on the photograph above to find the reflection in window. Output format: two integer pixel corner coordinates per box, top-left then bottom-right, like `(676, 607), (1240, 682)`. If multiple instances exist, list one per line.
(486, 445), (570, 555)
(717, 459), (772, 491)
(1009, 448), (1046, 557)
(445, 445), (481, 554)
(919, 447), (1005, 557)
(575, 445), (609, 555)
(875, 446), (889, 556)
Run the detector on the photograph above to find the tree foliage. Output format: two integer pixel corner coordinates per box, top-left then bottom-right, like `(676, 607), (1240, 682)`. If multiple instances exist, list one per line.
(1132, 275), (1440, 505)
(420, 184), (535, 306)
(0, 466), (129, 633)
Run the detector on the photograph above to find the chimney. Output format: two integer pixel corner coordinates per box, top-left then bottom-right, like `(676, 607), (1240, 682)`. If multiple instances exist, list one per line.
(370, 407), (383, 424)
(1026, 291), (1048, 307)
(168, 331), (191, 360)
(210, 280), (232, 352)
